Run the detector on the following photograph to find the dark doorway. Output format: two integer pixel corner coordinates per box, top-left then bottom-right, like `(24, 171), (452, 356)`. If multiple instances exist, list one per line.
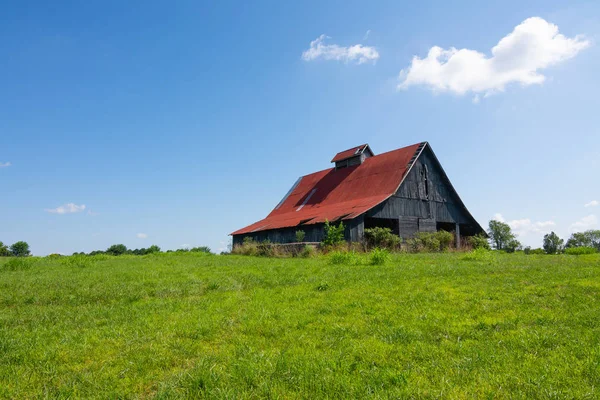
(365, 217), (399, 236)
(436, 222), (456, 233)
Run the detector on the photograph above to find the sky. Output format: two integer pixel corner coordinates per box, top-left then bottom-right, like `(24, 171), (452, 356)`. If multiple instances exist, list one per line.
(1, 0), (599, 255)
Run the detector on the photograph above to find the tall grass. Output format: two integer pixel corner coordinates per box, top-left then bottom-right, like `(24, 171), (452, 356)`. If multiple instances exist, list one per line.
(0, 252), (599, 398)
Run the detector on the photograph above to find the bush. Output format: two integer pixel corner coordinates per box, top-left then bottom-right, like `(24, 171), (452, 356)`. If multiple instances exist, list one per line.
(295, 230), (306, 243)
(364, 227), (400, 250)
(461, 248), (495, 264)
(190, 246), (211, 254)
(369, 248), (390, 265)
(565, 246), (597, 255)
(406, 231), (454, 253)
(528, 248), (545, 255)
(504, 239), (522, 253)
(524, 246), (531, 255)
(322, 220), (345, 247)
(468, 233), (490, 250)
(300, 245), (317, 258)
(232, 237), (259, 256)
(328, 251), (359, 265)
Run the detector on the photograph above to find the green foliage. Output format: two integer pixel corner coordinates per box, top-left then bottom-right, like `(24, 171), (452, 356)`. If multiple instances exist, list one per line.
(232, 237), (259, 256)
(322, 220), (345, 247)
(523, 246), (531, 255)
(106, 244), (128, 256)
(1, 252), (600, 397)
(504, 238), (522, 253)
(147, 245), (161, 254)
(364, 227), (400, 250)
(0, 241), (10, 257)
(0, 257), (37, 271)
(295, 230), (306, 243)
(369, 248), (390, 265)
(300, 245), (317, 258)
(328, 250), (359, 265)
(543, 231), (564, 254)
(406, 231), (454, 253)
(488, 220), (516, 251)
(9, 241), (31, 257)
(565, 230), (600, 251)
(467, 233), (490, 250)
(527, 248), (546, 255)
(189, 246), (211, 254)
(461, 248), (495, 263)
(565, 246), (598, 255)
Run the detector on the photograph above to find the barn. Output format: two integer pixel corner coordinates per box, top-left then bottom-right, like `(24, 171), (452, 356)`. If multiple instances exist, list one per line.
(231, 142), (485, 247)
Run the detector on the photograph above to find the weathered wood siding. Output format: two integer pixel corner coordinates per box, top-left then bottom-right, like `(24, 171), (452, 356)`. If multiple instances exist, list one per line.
(233, 224), (325, 246)
(367, 146), (478, 237)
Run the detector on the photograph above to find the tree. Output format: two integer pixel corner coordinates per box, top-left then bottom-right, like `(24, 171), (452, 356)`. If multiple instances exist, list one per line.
(543, 231), (564, 254)
(10, 241), (31, 257)
(0, 241), (10, 257)
(147, 245), (161, 254)
(106, 244), (127, 256)
(504, 238), (522, 253)
(566, 230), (600, 251)
(190, 246), (210, 253)
(488, 220), (516, 250)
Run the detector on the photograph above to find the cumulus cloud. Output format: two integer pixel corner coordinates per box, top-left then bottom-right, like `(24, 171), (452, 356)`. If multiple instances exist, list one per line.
(136, 233), (148, 239)
(398, 17), (590, 99)
(585, 200), (599, 208)
(302, 34), (379, 64)
(570, 214), (598, 232)
(45, 203), (86, 214)
(493, 213), (556, 236)
(0, 161), (11, 168)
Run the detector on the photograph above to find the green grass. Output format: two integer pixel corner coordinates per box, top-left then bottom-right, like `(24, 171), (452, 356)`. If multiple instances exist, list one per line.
(1, 252), (599, 398)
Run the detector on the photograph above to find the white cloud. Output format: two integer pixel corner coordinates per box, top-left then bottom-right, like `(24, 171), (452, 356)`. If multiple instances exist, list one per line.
(584, 200), (599, 207)
(136, 233), (148, 239)
(493, 213), (556, 236)
(0, 161), (11, 168)
(363, 30), (371, 41)
(398, 17), (590, 99)
(570, 214), (598, 232)
(45, 203), (86, 214)
(302, 34), (379, 64)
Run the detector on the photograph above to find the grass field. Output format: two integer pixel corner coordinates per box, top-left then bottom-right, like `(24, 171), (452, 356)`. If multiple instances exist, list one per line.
(1, 252), (599, 399)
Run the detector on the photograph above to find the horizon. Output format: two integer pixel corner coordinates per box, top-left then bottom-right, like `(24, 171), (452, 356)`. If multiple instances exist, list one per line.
(1, 0), (599, 255)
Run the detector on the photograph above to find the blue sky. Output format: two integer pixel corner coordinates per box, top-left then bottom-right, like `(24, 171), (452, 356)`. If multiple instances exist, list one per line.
(1, 0), (599, 254)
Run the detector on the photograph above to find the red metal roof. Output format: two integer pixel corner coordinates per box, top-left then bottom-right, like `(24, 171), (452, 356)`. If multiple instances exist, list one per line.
(331, 144), (370, 163)
(232, 142), (423, 235)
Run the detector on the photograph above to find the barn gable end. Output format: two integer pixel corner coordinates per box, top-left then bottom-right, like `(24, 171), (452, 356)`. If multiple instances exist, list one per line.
(231, 141), (484, 246)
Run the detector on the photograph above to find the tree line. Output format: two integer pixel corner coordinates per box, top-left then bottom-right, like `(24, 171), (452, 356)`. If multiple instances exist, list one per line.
(487, 220), (600, 254)
(0, 242), (212, 257)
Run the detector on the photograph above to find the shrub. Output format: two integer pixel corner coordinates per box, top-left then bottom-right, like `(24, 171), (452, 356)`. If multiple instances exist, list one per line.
(190, 246), (211, 254)
(328, 250), (359, 265)
(468, 233), (490, 250)
(322, 220), (345, 247)
(364, 227), (400, 250)
(369, 248), (390, 265)
(565, 246), (597, 255)
(406, 231), (455, 253)
(528, 248), (545, 255)
(295, 230), (306, 243)
(300, 245), (317, 258)
(256, 242), (276, 257)
(0, 241), (10, 257)
(232, 237), (259, 256)
(461, 248), (495, 263)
